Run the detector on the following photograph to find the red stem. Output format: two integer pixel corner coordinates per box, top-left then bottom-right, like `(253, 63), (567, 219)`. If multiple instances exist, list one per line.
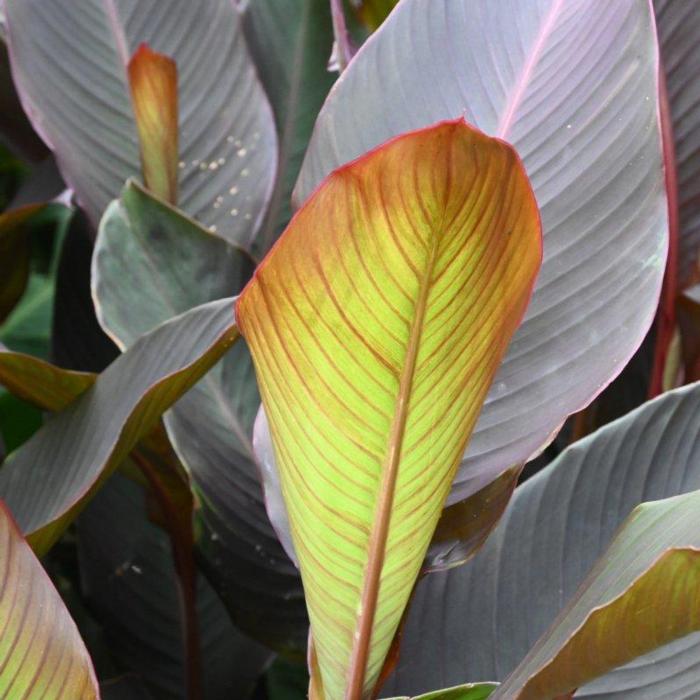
(649, 62), (679, 398)
(329, 0), (353, 71)
(132, 452), (202, 700)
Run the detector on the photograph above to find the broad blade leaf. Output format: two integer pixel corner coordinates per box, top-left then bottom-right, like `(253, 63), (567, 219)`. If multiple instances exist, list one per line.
(243, 0), (336, 254)
(385, 381), (700, 698)
(92, 182), (306, 650)
(296, 0), (667, 502)
(0, 298), (238, 554)
(5, 0), (277, 246)
(0, 499), (99, 698)
(492, 492), (700, 699)
(236, 120), (541, 698)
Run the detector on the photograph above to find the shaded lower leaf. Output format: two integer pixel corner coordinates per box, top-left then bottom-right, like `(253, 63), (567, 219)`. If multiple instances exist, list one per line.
(78, 471), (271, 700)
(385, 381), (700, 698)
(0, 204), (41, 322)
(493, 492), (700, 699)
(0, 499), (99, 698)
(0, 297), (239, 554)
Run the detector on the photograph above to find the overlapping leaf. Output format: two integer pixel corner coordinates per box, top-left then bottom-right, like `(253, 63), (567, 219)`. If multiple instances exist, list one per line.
(654, 0), (700, 287)
(5, 0), (277, 246)
(78, 472), (271, 700)
(295, 0), (667, 502)
(385, 684), (497, 700)
(0, 500), (99, 698)
(243, 0), (336, 255)
(385, 381), (700, 698)
(92, 182), (306, 650)
(237, 121), (541, 698)
(0, 298), (238, 554)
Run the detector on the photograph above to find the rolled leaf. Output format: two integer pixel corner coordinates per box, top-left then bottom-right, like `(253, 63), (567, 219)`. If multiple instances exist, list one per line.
(5, 0), (277, 247)
(0, 499), (99, 698)
(0, 298), (238, 554)
(127, 44), (178, 205)
(385, 381), (700, 698)
(295, 0), (668, 502)
(236, 120), (542, 698)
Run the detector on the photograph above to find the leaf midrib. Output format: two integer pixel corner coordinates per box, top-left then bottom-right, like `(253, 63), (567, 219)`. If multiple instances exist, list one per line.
(345, 240), (439, 699)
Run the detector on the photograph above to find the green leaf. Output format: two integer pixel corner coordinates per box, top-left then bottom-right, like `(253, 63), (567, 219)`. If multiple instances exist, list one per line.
(385, 684), (498, 700)
(237, 120), (542, 698)
(0, 499), (99, 698)
(0, 297), (239, 555)
(6, 0), (277, 247)
(243, 0), (336, 254)
(92, 182), (306, 651)
(385, 381), (700, 698)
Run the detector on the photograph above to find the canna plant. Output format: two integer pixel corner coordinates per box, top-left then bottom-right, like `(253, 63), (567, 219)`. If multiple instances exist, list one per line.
(0, 0), (699, 699)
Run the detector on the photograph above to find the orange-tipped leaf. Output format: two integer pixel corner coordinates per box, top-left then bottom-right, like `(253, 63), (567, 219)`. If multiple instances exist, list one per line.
(128, 44), (179, 204)
(236, 120), (542, 699)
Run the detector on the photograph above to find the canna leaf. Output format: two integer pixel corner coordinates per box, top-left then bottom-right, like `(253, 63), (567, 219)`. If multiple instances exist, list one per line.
(296, 0), (667, 503)
(243, 0), (336, 255)
(5, 0), (277, 247)
(127, 44), (178, 205)
(385, 381), (700, 698)
(0, 499), (99, 698)
(0, 204), (41, 323)
(492, 491), (700, 699)
(384, 683), (497, 700)
(236, 120), (542, 699)
(92, 182), (306, 650)
(0, 298), (239, 555)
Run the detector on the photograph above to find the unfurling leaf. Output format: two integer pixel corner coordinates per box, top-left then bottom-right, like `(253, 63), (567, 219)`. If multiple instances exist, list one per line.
(236, 119), (542, 699)
(128, 44), (179, 205)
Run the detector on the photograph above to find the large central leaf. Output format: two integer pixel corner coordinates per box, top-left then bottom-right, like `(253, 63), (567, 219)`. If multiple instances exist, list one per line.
(295, 0), (667, 501)
(236, 120), (542, 699)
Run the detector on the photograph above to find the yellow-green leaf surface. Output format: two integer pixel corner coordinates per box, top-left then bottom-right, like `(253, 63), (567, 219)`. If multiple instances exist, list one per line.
(0, 500), (98, 698)
(127, 44), (179, 205)
(236, 120), (542, 699)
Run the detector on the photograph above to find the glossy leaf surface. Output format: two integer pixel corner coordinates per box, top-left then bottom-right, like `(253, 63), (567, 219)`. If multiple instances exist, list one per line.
(386, 381), (700, 698)
(296, 0), (667, 502)
(92, 182), (306, 650)
(237, 120), (541, 698)
(0, 298), (238, 554)
(5, 0), (277, 246)
(0, 500), (99, 698)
